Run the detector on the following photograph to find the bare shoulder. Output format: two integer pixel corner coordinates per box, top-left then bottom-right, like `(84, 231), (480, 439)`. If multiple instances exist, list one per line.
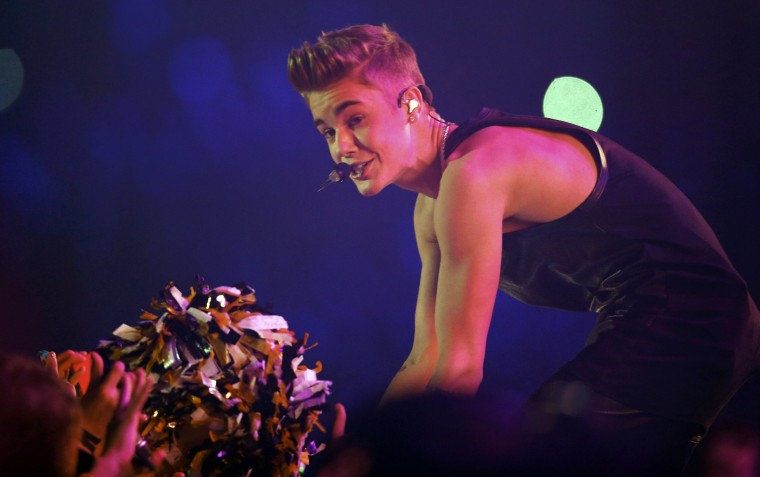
(437, 126), (532, 220)
(441, 124), (598, 224)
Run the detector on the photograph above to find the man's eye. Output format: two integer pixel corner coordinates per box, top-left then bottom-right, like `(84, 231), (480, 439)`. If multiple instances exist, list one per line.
(347, 115), (364, 128)
(321, 129), (335, 140)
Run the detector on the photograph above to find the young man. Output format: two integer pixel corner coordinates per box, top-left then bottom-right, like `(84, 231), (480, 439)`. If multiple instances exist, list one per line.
(288, 24), (759, 475)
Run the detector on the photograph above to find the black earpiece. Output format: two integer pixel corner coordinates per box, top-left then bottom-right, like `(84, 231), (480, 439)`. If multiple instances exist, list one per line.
(397, 85), (434, 108)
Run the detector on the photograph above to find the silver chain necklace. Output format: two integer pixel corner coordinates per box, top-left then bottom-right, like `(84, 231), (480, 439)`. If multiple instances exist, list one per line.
(439, 122), (451, 167)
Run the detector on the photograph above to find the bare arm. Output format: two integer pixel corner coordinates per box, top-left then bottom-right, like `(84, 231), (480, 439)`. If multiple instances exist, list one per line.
(426, 154), (507, 395)
(380, 195), (441, 405)
(381, 145), (511, 402)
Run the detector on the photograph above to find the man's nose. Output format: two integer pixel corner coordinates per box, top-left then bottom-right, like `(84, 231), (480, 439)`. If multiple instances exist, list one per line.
(334, 129), (358, 159)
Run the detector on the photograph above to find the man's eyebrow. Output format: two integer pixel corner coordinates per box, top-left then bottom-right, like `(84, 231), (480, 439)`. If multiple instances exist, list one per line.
(313, 100), (362, 127)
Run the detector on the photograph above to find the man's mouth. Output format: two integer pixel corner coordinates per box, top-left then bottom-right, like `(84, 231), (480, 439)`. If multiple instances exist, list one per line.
(350, 159), (373, 178)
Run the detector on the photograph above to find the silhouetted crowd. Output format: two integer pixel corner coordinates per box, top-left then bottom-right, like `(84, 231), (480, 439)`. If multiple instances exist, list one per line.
(0, 352), (181, 477)
(2, 351), (757, 477)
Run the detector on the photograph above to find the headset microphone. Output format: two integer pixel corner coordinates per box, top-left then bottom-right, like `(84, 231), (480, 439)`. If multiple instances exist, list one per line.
(317, 162), (352, 191)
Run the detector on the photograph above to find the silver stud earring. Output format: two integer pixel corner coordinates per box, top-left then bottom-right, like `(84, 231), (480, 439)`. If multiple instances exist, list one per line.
(409, 115), (416, 123)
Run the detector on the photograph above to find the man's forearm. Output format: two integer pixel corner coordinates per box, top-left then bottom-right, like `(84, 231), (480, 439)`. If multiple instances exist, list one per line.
(380, 356), (436, 406)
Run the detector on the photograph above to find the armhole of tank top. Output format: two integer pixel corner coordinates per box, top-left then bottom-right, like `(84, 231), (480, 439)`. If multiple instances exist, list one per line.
(580, 135), (609, 209)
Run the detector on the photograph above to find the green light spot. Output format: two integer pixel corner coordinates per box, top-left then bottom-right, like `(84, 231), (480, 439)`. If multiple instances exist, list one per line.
(542, 76), (603, 132)
(0, 49), (25, 111)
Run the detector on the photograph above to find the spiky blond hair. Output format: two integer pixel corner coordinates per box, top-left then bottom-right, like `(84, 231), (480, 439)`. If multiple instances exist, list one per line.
(288, 24), (426, 104)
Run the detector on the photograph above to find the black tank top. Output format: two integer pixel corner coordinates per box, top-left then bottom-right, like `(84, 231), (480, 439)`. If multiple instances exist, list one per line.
(444, 108), (760, 425)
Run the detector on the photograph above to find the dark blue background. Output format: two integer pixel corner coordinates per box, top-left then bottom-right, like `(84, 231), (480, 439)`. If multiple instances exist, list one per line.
(1, 0), (758, 430)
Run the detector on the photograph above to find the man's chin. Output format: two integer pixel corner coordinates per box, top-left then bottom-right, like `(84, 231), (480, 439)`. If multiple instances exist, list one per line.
(354, 180), (384, 197)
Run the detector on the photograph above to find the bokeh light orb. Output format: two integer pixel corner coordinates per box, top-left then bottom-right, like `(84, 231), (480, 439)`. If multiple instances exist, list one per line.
(542, 76), (603, 132)
(0, 49), (25, 111)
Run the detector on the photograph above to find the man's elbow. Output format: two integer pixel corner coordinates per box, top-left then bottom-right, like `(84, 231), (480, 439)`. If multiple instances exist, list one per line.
(429, 363), (483, 395)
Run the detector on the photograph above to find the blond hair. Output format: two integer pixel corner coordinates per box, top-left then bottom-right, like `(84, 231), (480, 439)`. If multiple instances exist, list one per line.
(288, 24), (427, 103)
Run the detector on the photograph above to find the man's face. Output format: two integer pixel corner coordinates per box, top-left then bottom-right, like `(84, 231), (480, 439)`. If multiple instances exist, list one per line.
(307, 76), (413, 196)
